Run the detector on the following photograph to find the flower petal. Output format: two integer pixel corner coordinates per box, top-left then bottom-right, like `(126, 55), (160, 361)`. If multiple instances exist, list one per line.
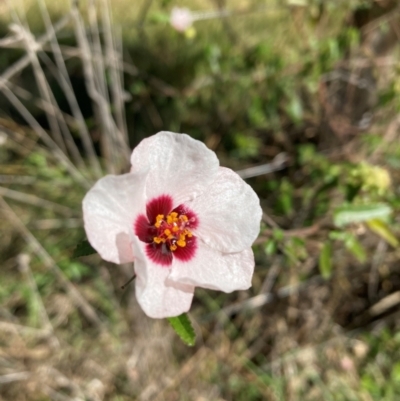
(130, 132), (219, 204)
(134, 214), (155, 243)
(188, 167), (262, 253)
(146, 194), (173, 224)
(132, 237), (195, 318)
(82, 171), (147, 264)
(172, 204), (199, 230)
(173, 235), (197, 262)
(169, 240), (255, 292)
(145, 242), (173, 266)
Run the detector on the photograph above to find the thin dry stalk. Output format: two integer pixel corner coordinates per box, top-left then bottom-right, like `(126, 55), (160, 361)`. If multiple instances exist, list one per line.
(15, 20), (85, 169)
(0, 197), (104, 330)
(0, 321), (51, 338)
(0, 12), (73, 90)
(0, 372), (31, 384)
(37, 0), (102, 178)
(259, 259), (282, 295)
(0, 186), (74, 216)
(100, 0), (129, 145)
(71, 4), (128, 173)
(17, 253), (60, 348)
(0, 83), (90, 188)
(29, 218), (81, 229)
(88, 0), (109, 100)
(220, 276), (325, 317)
(87, 0), (115, 172)
(0, 175), (36, 184)
(235, 152), (288, 179)
(368, 239), (387, 302)
(8, 78), (93, 166)
(17, 22), (66, 153)
(369, 291), (400, 317)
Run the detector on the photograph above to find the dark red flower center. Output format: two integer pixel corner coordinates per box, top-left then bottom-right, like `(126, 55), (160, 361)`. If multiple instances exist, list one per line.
(134, 194), (198, 266)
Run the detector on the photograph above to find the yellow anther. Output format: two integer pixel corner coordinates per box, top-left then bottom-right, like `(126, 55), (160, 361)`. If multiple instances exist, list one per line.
(167, 212), (178, 224)
(172, 226), (179, 232)
(153, 236), (163, 244)
(181, 215), (188, 222)
(177, 239), (186, 247)
(164, 229), (171, 236)
(170, 244), (177, 251)
(155, 214), (164, 228)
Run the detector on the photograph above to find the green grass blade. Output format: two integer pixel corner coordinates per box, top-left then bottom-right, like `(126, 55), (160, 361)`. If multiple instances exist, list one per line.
(319, 240), (332, 279)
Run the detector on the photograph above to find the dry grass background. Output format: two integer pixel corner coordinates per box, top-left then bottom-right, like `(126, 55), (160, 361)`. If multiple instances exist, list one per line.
(1, 0), (400, 400)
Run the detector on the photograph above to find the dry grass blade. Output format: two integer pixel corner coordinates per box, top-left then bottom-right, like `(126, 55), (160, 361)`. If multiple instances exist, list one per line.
(100, 0), (129, 146)
(0, 372), (31, 384)
(0, 186), (74, 216)
(86, 0), (115, 173)
(369, 291), (400, 317)
(37, 0), (102, 178)
(17, 253), (60, 348)
(72, 2), (129, 174)
(0, 321), (52, 338)
(9, 7), (85, 169)
(0, 197), (104, 330)
(220, 276), (324, 317)
(0, 12), (72, 90)
(236, 153), (288, 179)
(29, 218), (81, 229)
(0, 83), (90, 188)
(0, 175), (36, 184)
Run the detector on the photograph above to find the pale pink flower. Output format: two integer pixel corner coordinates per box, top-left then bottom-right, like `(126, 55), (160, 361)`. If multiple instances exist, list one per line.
(170, 7), (193, 32)
(83, 132), (262, 318)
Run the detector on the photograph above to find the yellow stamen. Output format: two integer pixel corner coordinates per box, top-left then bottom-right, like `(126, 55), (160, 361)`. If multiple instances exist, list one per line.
(177, 239), (186, 247)
(167, 212), (178, 224)
(172, 226), (179, 232)
(153, 236), (163, 244)
(164, 229), (171, 236)
(155, 214), (164, 228)
(170, 244), (177, 251)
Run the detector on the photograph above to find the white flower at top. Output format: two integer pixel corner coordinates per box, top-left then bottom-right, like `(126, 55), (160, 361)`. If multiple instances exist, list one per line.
(83, 131), (262, 318)
(170, 7), (193, 32)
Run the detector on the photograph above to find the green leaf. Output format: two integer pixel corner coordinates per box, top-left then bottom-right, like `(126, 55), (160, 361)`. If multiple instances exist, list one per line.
(167, 313), (196, 346)
(344, 236), (367, 263)
(334, 203), (392, 227)
(264, 239), (277, 256)
(73, 240), (97, 258)
(367, 219), (399, 247)
(285, 95), (303, 125)
(148, 12), (170, 24)
(319, 241), (332, 279)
